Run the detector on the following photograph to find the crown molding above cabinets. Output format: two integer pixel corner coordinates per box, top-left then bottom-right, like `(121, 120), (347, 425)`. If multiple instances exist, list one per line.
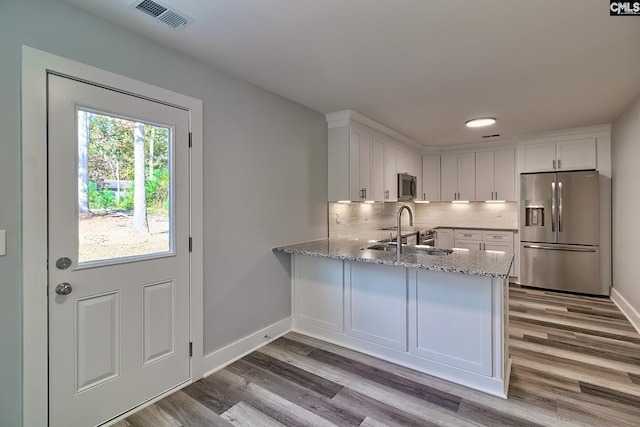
(326, 109), (423, 150)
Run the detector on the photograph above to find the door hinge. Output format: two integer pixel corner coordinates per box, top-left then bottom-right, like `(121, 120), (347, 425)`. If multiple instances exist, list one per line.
(189, 342), (193, 357)
(188, 132), (192, 148)
(189, 237), (193, 252)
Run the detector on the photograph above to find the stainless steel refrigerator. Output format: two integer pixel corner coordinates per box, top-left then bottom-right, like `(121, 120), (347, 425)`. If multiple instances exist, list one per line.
(520, 170), (607, 295)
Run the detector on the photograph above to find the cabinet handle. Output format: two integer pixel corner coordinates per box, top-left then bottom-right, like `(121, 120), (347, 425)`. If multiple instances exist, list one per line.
(495, 191), (498, 200)
(553, 159), (556, 169)
(558, 159), (561, 169)
(423, 193), (426, 200)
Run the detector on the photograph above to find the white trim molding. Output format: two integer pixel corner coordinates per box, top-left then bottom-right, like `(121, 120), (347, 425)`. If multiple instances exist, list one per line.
(611, 288), (640, 335)
(201, 317), (292, 378)
(21, 46), (204, 427)
(325, 109), (423, 150)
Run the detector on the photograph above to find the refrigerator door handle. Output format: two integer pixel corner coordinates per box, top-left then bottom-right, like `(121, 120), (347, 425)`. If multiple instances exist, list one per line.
(558, 181), (563, 233)
(523, 244), (597, 253)
(551, 181), (556, 232)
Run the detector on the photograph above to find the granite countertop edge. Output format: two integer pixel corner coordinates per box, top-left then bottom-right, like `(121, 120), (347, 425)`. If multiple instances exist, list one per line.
(273, 239), (512, 279)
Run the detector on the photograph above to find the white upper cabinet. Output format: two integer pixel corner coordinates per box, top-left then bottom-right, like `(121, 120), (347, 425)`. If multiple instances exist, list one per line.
(383, 144), (398, 201)
(521, 138), (596, 173)
(349, 126), (372, 200)
(441, 153), (475, 201)
(327, 112), (421, 202)
(475, 149), (515, 201)
(475, 152), (495, 201)
(556, 138), (597, 171)
(371, 136), (385, 201)
(328, 122), (386, 201)
(421, 155), (441, 202)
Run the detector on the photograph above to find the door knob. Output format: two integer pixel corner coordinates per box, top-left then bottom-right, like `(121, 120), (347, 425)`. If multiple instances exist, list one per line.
(55, 282), (72, 295)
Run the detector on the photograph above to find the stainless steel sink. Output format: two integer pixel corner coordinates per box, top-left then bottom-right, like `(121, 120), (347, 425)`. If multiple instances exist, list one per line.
(366, 243), (453, 256)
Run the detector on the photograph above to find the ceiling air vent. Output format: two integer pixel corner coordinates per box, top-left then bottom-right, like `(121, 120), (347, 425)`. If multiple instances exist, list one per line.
(134, 0), (191, 30)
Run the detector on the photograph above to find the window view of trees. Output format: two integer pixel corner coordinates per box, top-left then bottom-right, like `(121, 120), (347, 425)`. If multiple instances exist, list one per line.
(77, 111), (172, 262)
(78, 111), (170, 227)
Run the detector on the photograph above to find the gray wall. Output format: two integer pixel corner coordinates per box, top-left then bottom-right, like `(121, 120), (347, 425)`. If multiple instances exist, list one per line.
(0, 1), (327, 425)
(612, 94), (640, 314)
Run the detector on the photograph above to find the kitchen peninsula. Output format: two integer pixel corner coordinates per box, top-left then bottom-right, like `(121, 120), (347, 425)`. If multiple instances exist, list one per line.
(273, 238), (513, 397)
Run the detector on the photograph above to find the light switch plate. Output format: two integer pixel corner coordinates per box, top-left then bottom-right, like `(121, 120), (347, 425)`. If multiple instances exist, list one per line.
(0, 230), (5, 256)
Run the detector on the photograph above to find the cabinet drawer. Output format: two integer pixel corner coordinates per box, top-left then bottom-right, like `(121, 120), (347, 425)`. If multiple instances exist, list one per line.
(482, 231), (513, 242)
(454, 230), (482, 241)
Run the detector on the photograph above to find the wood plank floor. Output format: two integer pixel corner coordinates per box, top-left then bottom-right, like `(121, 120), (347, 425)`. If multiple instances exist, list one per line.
(119, 286), (640, 426)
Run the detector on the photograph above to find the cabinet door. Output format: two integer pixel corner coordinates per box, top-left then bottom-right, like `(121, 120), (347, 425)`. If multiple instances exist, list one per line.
(383, 144), (397, 201)
(396, 149), (411, 174)
(557, 138), (596, 171)
(349, 126), (373, 200)
(521, 142), (556, 172)
(494, 149), (515, 201)
(410, 270), (493, 375)
(346, 262), (407, 351)
(455, 229), (483, 250)
(293, 255), (344, 333)
(454, 241), (482, 251)
(422, 156), (441, 201)
(440, 155), (458, 201)
(483, 242), (514, 275)
(358, 132), (372, 200)
(370, 137), (385, 201)
(435, 228), (453, 248)
(475, 151), (495, 201)
(457, 153), (476, 201)
(349, 128), (361, 200)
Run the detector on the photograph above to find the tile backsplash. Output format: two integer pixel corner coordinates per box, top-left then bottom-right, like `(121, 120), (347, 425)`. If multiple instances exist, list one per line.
(414, 201), (518, 229)
(329, 201), (518, 239)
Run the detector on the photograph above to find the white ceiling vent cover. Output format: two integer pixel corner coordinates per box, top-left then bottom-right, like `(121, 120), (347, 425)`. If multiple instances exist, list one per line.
(133, 0), (192, 30)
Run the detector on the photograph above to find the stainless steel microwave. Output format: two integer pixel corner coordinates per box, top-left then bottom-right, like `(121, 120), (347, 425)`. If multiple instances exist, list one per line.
(398, 173), (417, 201)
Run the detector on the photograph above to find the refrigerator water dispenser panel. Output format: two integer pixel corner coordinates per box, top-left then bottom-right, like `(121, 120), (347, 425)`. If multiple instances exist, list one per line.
(525, 204), (545, 227)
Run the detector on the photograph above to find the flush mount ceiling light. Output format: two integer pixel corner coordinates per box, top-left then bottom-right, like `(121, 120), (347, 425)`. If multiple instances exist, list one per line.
(465, 117), (496, 128)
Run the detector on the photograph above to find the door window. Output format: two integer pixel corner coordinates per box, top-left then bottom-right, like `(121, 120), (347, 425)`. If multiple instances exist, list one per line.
(77, 109), (173, 265)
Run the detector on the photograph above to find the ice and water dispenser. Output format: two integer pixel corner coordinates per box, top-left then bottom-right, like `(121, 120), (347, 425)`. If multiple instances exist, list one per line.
(524, 203), (545, 227)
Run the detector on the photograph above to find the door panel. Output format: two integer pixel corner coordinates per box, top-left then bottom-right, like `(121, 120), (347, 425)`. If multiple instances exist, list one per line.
(521, 244), (603, 294)
(520, 172), (556, 243)
(143, 281), (175, 365)
(556, 171), (599, 245)
(76, 292), (120, 392)
(48, 74), (190, 427)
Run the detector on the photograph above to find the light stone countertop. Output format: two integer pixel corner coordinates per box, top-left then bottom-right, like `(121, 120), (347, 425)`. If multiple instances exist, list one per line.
(273, 238), (513, 278)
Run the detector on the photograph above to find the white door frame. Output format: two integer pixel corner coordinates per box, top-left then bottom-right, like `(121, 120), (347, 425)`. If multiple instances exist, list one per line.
(21, 46), (204, 427)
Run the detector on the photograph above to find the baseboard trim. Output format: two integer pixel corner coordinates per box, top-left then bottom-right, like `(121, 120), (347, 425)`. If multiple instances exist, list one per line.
(611, 288), (640, 335)
(202, 317), (292, 378)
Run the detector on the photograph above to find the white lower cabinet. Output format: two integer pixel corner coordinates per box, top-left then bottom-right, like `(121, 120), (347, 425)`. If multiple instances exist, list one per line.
(291, 254), (508, 397)
(346, 262), (407, 351)
(409, 270), (493, 375)
(293, 255), (343, 334)
(435, 228), (454, 248)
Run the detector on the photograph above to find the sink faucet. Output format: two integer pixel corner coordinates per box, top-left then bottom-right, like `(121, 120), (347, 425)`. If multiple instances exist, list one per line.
(396, 204), (414, 254)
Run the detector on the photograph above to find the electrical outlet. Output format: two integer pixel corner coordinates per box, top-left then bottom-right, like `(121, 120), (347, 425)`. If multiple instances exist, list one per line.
(335, 213), (340, 224)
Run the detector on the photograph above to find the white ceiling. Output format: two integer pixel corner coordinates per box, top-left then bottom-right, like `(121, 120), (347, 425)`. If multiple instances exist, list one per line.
(62, 0), (640, 146)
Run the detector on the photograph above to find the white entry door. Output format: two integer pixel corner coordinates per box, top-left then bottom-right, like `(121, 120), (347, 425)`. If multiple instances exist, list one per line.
(47, 74), (191, 427)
